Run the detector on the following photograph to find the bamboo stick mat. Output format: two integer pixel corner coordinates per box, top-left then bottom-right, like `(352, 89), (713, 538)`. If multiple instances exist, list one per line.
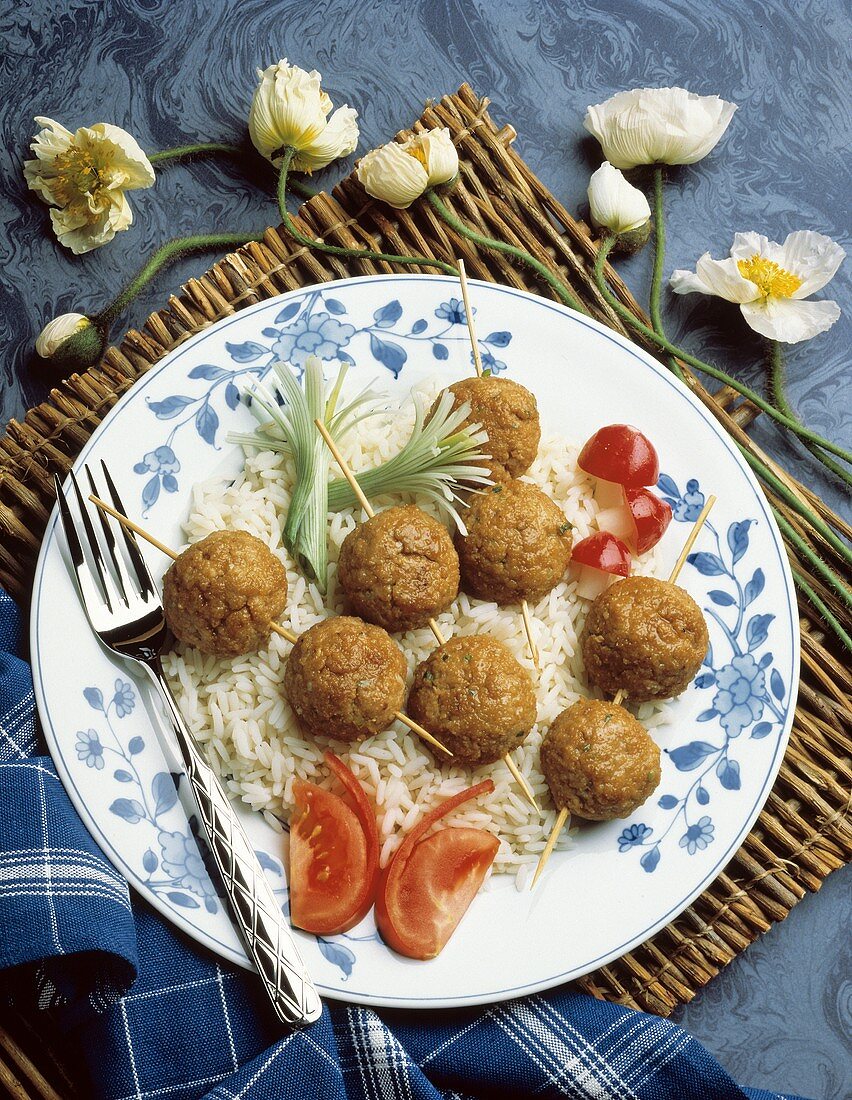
(1, 87), (850, 1057)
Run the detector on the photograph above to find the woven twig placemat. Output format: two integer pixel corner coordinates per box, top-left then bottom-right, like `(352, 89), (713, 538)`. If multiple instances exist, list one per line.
(1, 85), (849, 1024)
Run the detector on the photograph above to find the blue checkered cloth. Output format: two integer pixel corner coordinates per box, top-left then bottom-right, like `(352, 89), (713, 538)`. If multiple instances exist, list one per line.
(0, 588), (806, 1100)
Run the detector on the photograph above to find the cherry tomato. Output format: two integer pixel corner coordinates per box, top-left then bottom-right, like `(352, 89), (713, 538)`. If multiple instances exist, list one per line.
(578, 424), (660, 488)
(571, 531), (632, 600)
(624, 488), (672, 554)
(375, 779), (496, 960)
(571, 531), (632, 576)
(289, 778), (372, 936)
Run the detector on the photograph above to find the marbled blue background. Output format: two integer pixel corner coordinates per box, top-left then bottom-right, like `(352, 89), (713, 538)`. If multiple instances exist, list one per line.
(1, 0), (849, 1095)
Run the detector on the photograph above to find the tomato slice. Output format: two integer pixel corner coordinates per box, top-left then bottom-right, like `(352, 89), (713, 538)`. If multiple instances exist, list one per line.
(289, 778), (372, 936)
(578, 424), (659, 487)
(571, 531), (632, 576)
(375, 779), (496, 960)
(624, 487), (672, 554)
(324, 751), (379, 926)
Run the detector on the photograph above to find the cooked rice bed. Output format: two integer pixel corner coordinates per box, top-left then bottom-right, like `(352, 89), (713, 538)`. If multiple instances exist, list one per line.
(163, 380), (667, 887)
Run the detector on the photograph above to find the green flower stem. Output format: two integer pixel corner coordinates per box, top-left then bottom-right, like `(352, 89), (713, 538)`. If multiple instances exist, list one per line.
(768, 341), (852, 488)
(97, 231), (263, 327)
(425, 189), (587, 315)
(149, 142), (243, 164)
(289, 177), (318, 200)
(649, 167), (685, 384)
(773, 504), (852, 615)
(790, 565), (852, 654)
(736, 443), (852, 570)
(593, 236), (852, 466)
(275, 146), (458, 276)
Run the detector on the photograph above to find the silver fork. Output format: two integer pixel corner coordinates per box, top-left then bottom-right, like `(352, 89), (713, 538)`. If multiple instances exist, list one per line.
(53, 462), (322, 1028)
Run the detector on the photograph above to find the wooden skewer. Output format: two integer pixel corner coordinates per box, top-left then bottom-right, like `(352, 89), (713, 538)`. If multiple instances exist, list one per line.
(89, 495), (453, 758)
(531, 497), (718, 889)
(313, 417), (540, 811)
(457, 258), (484, 378)
(455, 260), (539, 670)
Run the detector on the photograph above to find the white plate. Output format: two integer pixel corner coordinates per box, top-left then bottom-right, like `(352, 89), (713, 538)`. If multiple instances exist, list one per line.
(32, 275), (799, 1009)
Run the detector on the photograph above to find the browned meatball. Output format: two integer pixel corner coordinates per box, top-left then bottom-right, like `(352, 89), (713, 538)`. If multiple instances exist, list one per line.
(284, 616), (407, 743)
(337, 505), (459, 632)
(407, 635), (536, 766)
(428, 376), (541, 482)
(163, 530), (287, 657)
(456, 480), (572, 605)
(541, 699), (661, 820)
(581, 576), (709, 701)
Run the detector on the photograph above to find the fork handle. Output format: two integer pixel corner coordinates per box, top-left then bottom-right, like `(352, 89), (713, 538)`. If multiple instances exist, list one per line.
(144, 663), (323, 1028)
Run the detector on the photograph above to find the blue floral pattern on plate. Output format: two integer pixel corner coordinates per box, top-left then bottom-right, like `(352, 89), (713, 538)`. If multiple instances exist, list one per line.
(134, 289), (514, 514)
(617, 474), (789, 873)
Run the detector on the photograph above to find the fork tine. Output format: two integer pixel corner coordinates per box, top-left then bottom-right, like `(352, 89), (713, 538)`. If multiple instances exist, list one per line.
(85, 464), (129, 606)
(100, 461), (158, 598)
(69, 468), (120, 613)
(53, 474), (110, 619)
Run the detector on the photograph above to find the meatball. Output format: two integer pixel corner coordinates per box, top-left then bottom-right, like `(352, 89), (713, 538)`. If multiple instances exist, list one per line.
(284, 616), (407, 743)
(541, 699), (661, 820)
(581, 576), (709, 702)
(163, 530), (288, 657)
(407, 635), (536, 766)
(337, 505), (459, 632)
(456, 480), (572, 605)
(428, 375), (540, 482)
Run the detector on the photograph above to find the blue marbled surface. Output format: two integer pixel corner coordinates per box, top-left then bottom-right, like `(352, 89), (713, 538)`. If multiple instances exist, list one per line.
(1, 0), (849, 1095)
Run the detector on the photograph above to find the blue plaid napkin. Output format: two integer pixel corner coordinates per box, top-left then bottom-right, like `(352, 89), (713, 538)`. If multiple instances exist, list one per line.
(0, 588), (807, 1100)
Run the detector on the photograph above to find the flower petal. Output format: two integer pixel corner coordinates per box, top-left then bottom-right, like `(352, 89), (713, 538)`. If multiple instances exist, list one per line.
(670, 253), (757, 302)
(293, 105), (359, 172)
(356, 142), (428, 208)
(418, 128), (459, 186)
(83, 124), (155, 188)
(740, 297), (841, 343)
(35, 312), (90, 358)
(584, 87), (736, 169)
(775, 230), (846, 298)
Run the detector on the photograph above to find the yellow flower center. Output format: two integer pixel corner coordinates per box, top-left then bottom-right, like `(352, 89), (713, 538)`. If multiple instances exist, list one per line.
(50, 147), (104, 205)
(736, 255), (803, 299)
(407, 141), (429, 170)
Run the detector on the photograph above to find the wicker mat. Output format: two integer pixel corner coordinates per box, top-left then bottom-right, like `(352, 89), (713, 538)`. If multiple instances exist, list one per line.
(1, 85), (850, 1024)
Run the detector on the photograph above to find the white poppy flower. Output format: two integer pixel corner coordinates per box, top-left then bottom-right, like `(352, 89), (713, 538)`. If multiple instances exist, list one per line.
(248, 59), (358, 172)
(584, 88), (737, 169)
(24, 117), (155, 254)
(357, 128), (459, 208)
(670, 230), (845, 343)
(588, 162), (651, 233)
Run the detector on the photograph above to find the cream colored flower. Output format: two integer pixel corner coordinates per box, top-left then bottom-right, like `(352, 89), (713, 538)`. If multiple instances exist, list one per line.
(671, 230), (844, 343)
(588, 162), (651, 234)
(584, 88), (737, 169)
(24, 117), (155, 254)
(248, 60), (358, 171)
(357, 128), (459, 209)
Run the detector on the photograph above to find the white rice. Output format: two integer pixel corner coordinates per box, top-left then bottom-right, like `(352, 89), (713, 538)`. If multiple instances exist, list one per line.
(162, 378), (667, 888)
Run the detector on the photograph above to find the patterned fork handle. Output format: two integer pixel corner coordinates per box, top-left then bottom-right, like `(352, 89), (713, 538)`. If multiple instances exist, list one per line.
(144, 662), (323, 1027)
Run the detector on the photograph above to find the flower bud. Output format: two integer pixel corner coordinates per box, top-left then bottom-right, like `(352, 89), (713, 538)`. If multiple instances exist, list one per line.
(35, 313), (105, 369)
(588, 162), (651, 240)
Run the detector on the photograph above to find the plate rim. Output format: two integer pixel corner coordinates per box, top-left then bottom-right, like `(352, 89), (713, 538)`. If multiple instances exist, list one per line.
(31, 273), (800, 1008)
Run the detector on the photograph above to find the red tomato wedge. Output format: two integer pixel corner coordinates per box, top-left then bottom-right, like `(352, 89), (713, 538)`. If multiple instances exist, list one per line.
(624, 487), (672, 554)
(571, 531), (632, 600)
(324, 751), (380, 887)
(290, 777), (375, 936)
(375, 779), (497, 960)
(578, 424), (660, 488)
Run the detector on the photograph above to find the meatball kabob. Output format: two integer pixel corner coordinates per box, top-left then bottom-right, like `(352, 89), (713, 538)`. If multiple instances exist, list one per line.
(446, 261), (540, 664)
(530, 493), (716, 888)
(313, 417), (541, 811)
(88, 492), (453, 758)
